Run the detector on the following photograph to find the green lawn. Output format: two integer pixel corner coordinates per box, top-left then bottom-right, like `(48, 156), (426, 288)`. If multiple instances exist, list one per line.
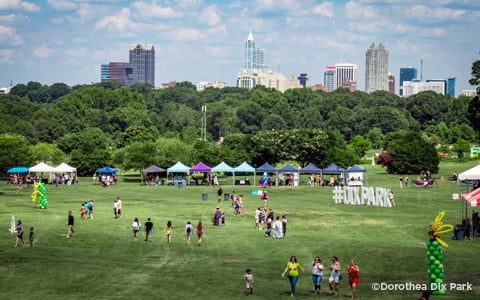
(1, 162), (480, 299)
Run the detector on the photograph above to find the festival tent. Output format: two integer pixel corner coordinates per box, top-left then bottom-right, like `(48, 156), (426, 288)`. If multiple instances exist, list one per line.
(167, 162), (190, 187)
(211, 162), (234, 173)
(299, 163), (322, 174)
(189, 162), (211, 173)
(29, 162), (55, 173)
(233, 162), (256, 186)
(7, 166), (29, 174)
(277, 164), (299, 186)
(457, 164), (480, 219)
(322, 164), (345, 174)
(457, 164), (480, 181)
(256, 163), (277, 186)
(256, 162), (277, 173)
(345, 165), (367, 186)
(211, 162), (235, 185)
(54, 162), (77, 173)
(96, 166), (117, 173)
(462, 188), (480, 206)
(142, 165), (166, 185)
(166, 162), (190, 173)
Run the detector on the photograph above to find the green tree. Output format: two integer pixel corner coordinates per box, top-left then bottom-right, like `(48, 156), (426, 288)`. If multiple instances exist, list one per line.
(469, 59), (480, 86)
(452, 138), (471, 158)
(31, 142), (65, 165)
(116, 141), (158, 171)
(385, 131), (439, 174)
(349, 135), (371, 158)
(365, 128), (383, 149)
(0, 134), (34, 173)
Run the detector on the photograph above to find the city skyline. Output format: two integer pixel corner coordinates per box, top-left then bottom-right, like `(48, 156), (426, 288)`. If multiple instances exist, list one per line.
(0, 1), (479, 95)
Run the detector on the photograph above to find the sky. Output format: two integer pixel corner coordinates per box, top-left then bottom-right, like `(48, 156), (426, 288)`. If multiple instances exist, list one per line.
(0, 0), (479, 95)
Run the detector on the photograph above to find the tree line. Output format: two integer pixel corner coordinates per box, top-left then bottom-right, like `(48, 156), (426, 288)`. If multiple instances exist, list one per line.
(1, 61), (479, 176)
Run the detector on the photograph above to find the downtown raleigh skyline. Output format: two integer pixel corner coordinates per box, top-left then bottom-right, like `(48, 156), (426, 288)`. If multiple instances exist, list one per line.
(100, 30), (456, 97)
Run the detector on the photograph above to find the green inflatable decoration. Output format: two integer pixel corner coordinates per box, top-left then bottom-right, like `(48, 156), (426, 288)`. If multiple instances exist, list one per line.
(427, 211), (453, 295)
(32, 181), (47, 209)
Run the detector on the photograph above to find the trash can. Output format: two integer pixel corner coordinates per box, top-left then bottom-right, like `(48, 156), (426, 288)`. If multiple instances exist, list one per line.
(202, 193), (208, 201)
(177, 181), (183, 188)
(224, 193), (230, 201)
(455, 229), (464, 240)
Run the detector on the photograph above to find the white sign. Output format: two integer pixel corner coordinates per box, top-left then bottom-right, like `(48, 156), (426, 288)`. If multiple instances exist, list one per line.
(333, 186), (392, 208)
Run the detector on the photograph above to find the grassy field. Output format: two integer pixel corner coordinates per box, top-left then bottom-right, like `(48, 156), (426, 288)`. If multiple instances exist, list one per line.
(1, 161), (480, 300)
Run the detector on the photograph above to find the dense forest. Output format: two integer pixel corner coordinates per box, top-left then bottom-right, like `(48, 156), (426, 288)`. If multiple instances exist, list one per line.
(0, 62), (479, 176)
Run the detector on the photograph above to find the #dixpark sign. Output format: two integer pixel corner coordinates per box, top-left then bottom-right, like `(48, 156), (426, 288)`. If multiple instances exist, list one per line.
(332, 186), (393, 208)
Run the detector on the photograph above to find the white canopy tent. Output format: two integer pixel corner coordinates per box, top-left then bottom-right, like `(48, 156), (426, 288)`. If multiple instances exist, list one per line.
(54, 162), (77, 173)
(457, 164), (480, 220)
(29, 162), (55, 183)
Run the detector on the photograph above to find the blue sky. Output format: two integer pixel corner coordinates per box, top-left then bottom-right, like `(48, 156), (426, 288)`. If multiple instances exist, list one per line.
(0, 0), (479, 95)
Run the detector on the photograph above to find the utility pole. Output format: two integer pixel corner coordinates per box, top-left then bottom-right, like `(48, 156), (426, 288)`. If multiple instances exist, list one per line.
(201, 105), (207, 141)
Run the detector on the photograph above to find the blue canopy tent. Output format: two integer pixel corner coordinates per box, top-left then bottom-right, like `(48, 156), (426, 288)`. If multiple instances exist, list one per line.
(233, 162), (255, 186)
(299, 163), (322, 174)
(96, 167), (117, 173)
(7, 167), (29, 174)
(277, 164), (299, 186)
(211, 162), (235, 185)
(345, 165), (367, 186)
(167, 162), (190, 186)
(256, 163), (277, 187)
(322, 164), (345, 186)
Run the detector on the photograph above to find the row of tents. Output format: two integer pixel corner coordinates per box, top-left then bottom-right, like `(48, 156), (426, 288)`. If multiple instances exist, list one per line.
(143, 161), (366, 186)
(7, 162), (77, 174)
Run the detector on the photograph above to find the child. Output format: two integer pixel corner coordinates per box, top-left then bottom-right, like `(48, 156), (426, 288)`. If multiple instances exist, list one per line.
(281, 215), (287, 238)
(197, 221), (203, 246)
(185, 221), (193, 245)
(29, 227), (34, 247)
(244, 269), (254, 295)
(165, 220), (173, 243)
(80, 203), (86, 220)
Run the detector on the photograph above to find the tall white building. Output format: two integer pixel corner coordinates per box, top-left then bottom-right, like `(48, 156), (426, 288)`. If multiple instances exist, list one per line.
(365, 42), (389, 92)
(335, 63), (358, 91)
(402, 80), (445, 97)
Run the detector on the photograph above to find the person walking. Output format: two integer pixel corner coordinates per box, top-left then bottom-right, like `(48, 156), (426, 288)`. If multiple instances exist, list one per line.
(66, 210), (76, 238)
(281, 255), (305, 297)
(113, 200), (118, 219)
(132, 218), (141, 240)
(144, 218), (153, 242)
(196, 221), (203, 246)
(273, 216), (283, 238)
(165, 220), (173, 243)
(347, 259), (360, 299)
(328, 256), (341, 296)
(15, 220), (25, 247)
(185, 221), (193, 245)
(88, 200), (94, 219)
(311, 257), (324, 294)
(29, 226), (35, 247)
(116, 197), (123, 218)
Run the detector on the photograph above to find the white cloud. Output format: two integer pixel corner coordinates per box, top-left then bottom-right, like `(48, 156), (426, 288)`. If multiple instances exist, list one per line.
(0, 49), (14, 64)
(345, 1), (379, 19)
(0, 0), (39, 11)
(313, 1), (334, 18)
(47, 0), (77, 11)
(0, 14), (15, 22)
(0, 24), (23, 45)
(95, 7), (131, 31)
(66, 46), (87, 58)
(199, 5), (221, 26)
(33, 45), (54, 58)
(131, 1), (181, 18)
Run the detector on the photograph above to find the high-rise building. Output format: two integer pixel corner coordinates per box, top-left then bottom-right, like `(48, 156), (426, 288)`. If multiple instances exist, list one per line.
(324, 66), (336, 92)
(403, 80), (445, 97)
(129, 44), (155, 87)
(426, 78), (456, 97)
(399, 67), (417, 96)
(108, 62), (138, 86)
(365, 42), (389, 92)
(388, 73), (395, 94)
(244, 29), (265, 71)
(101, 64), (110, 82)
(298, 73), (308, 88)
(335, 63), (358, 91)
